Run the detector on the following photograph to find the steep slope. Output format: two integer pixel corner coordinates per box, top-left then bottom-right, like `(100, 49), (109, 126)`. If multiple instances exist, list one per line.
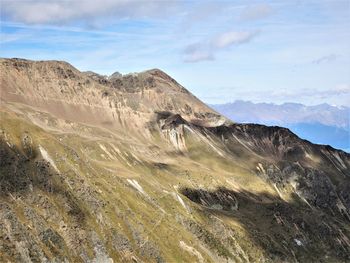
(1, 58), (350, 263)
(0, 58), (226, 132)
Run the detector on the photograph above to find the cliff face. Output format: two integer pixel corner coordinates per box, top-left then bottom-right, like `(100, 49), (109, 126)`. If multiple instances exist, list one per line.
(1, 58), (350, 263)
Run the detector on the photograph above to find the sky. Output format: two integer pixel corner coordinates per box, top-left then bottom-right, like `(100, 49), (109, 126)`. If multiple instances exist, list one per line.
(1, 0), (350, 106)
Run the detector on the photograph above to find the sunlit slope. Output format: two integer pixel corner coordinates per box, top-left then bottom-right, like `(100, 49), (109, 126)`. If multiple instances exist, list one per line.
(1, 58), (350, 262)
(0, 58), (226, 131)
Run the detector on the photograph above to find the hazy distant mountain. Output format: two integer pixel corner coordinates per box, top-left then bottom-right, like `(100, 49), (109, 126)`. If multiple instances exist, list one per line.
(211, 100), (350, 152)
(211, 100), (349, 128)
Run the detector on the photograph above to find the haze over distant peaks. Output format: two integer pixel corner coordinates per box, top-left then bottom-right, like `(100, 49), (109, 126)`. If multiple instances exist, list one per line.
(211, 100), (350, 152)
(211, 100), (349, 128)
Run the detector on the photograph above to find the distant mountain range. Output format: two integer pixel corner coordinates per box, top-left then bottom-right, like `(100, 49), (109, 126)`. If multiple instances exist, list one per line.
(211, 101), (350, 152)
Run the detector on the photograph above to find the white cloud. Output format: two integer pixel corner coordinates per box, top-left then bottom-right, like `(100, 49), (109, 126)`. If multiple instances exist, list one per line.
(240, 3), (273, 21)
(1, 0), (180, 24)
(333, 83), (350, 93)
(213, 30), (259, 48)
(183, 29), (259, 63)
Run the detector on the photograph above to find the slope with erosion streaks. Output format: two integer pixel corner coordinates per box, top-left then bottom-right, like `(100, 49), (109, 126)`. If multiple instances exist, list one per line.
(1, 58), (350, 262)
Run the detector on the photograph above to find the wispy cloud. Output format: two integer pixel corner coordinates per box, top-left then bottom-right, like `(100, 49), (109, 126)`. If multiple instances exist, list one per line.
(183, 29), (259, 63)
(257, 84), (350, 104)
(1, 0), (349, 107)
(183, 43), (214, 63)
(0, 32), (32, 43)
(1, 0), (181, 25)
(239, 3), (273, 21)
(312, 54), (339, 64)
(200, 83), (350, 105)
(269, 84), (350, 99)
(334, 83), (350, 93)
(213, 30), (259, 48)
(1, 21), (173, 40)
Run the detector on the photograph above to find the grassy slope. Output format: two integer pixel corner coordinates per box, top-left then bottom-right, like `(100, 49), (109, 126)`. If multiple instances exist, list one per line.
(0, 104), (260, 262)
(1, 102), (350, 263)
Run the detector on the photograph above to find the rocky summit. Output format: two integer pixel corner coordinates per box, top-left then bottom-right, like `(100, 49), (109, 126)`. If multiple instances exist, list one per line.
(1, 58), (350, 263)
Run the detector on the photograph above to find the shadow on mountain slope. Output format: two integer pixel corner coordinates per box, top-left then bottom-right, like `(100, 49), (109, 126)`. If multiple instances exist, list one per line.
(180, 187), (350, 263)
(0, 138), (91, 261)
(0, 139), (87, 223)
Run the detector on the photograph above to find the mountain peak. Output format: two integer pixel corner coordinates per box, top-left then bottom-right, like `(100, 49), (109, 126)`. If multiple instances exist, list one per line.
(143, 68), (180, 85)
(1, 57), (77, 70)
(0, 58), (226, 129)
(108, 71), (122, 80)
(1, 57), (350, 263)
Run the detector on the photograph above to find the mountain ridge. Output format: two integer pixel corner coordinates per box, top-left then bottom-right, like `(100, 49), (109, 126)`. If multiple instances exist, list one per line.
(211, 100), (350, 152)
(1, 58), (350, 262)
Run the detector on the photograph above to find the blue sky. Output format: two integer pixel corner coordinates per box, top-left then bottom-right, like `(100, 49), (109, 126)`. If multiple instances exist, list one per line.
(1, 0), (349, 105)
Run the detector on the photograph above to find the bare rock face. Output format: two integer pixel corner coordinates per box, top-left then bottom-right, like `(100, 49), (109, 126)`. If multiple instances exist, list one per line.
(108, 71), (122, 81)
(0, 58), (225, 133)
(1, 58), (350, 262)
(83, 71), (108, 84)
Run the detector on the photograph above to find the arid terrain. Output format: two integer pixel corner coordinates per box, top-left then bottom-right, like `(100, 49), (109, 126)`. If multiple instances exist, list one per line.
(1, 58), (350, 262)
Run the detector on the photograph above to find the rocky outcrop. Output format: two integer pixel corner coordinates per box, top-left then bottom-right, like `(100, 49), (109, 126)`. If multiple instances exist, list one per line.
(180, 187), (350, 262)
(201, 123), (350, 220)
(1, 58), (350, 262)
